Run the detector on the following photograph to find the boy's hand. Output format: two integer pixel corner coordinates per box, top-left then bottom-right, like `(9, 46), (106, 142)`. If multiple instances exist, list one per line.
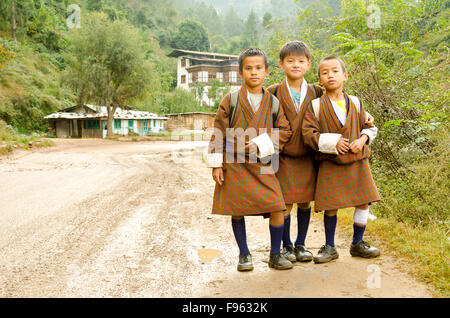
(244, 141), (258, 157)
(349, 135), (369, 153)
(212, 167), (224, 186)
(336, 137), (350, 154)
(364, 113), (375, 127)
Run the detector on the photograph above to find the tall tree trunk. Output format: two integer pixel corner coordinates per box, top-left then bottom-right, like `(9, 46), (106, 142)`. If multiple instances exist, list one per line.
(107, 104), (118, 137)
(11, 1), (17, 41)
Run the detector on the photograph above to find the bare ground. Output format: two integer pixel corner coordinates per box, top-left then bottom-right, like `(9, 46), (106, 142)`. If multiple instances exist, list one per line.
(0, 139), (432, 297)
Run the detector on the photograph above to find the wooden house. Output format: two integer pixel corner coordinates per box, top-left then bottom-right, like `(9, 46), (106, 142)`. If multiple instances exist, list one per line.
(44, 104), (168, 138)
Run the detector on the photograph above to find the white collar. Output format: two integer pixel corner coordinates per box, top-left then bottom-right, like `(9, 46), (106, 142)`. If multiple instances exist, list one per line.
(285, 78), (308, 110)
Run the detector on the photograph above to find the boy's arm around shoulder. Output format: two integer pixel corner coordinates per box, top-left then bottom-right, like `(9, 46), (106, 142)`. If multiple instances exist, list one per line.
(206, 94), (230, 168)
(357, 99), (378, 146)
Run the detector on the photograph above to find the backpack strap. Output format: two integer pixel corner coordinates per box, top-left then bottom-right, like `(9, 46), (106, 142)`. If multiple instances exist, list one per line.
(228, 90), (239, 127)
(311, 97), (321, 121)
(271, 95), (279, 126)
(348, 95), (361, 114)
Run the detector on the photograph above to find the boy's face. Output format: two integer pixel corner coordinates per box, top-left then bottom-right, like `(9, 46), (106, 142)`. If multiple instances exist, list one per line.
(279, 53), (311, 81)
(318, 59), (348, 91)
(239, 55), (269, 89)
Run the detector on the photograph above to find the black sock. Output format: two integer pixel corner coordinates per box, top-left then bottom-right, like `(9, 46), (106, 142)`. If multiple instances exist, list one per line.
(231, 218), (250, 255)
(282, 215), (292, 247)
(324, 214), (337, 247)
(295, 207), (311, 246)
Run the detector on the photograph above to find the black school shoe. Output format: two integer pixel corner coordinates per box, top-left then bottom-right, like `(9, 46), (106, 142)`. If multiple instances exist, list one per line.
(268, 253), (293, 270)
(281, 245), (297, 262)
(294, 245), (313, 262)
(313, 245), (339, 264)
(350, 241), (380, 258)
(237, 254), (254, 272)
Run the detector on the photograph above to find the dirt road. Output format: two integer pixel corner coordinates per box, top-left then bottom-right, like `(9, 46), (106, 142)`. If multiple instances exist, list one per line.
(0, 139), (432, 297)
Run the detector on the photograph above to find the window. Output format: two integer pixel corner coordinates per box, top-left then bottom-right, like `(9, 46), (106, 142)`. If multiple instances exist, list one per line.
(209, 72), (216, 81)
(86, 120), (100, 130)
(198, 71), (208, 83)
(188, 72), (193, 83)
(229, 71), (237, 83)
(181, 75), (186, 84)
(143, 120), (148, 132)
(128, 120), (133, 130)
(216, 72), (223, 82)
(114, 119), (121, 129)
(181, 58), (186, 67)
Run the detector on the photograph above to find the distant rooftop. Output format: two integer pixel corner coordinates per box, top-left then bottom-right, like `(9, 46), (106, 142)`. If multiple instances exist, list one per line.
(44, 104), (168, 120)
(168, 49), (238, 60)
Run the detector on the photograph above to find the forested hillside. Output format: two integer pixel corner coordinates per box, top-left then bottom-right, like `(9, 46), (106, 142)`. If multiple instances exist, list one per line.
(0, 0), (448, 295)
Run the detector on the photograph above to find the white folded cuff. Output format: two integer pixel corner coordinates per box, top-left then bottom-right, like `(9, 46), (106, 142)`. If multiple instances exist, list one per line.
(318, 133), (342, 155)
(361, 126), (378, 145)
(206, 153), (223, 168)
(250, 133), (275, 158)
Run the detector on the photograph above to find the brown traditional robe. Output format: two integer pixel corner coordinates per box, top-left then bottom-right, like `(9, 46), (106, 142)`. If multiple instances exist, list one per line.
(207, 84), (292, 216)
(302, 93), (381, 211)
(267, 80), (323, 204)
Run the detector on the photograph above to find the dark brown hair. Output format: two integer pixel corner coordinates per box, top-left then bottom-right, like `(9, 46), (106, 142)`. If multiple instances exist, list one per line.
(238, 48), (269, 72)
(279, 40), (312, 61)
(318, 56), (347, 77)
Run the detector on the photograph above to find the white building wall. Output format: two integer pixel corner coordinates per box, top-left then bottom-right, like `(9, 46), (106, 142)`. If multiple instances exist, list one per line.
(177, 57), (189, 90)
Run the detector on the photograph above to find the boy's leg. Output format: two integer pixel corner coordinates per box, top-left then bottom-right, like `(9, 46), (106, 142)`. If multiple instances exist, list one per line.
(281, 204), (296, 262)
(231, 216), (250, 255)
(231, 216), (253, 271)
(295, 202), (312, 246)
(313, 210), (339, 264)
(324, 210), (337, 247)
(282, 204), (293, 247)
(294, 202), (313, 262)
(352, 204), (369, 244)
(269, 211), (293, 270)
(350, 204), (380, 258)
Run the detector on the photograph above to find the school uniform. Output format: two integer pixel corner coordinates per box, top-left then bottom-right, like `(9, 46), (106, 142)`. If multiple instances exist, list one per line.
(206, 84), (292, 216)
(267, 79), (323, 205)
(302, 92), (381, 211)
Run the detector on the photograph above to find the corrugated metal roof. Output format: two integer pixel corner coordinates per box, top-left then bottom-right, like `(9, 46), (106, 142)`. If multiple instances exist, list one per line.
(44, 104), (168, 120)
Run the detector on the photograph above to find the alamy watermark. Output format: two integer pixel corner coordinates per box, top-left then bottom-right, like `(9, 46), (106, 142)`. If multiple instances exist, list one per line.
(367, 2), (381, 29)
(67, 4), (81, 29)
(170, 120), (280, 175)
(366, 264), (382, 289)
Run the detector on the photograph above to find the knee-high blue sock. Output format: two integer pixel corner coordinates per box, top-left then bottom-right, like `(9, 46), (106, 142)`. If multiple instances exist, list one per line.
(295, 207), (311, 246)
(324, 214), (337, 247)
(352, 224), (366, 244)
(232, 218), (250, 255)
(269, 224), (285, 255)
(282, 215), (292, 247)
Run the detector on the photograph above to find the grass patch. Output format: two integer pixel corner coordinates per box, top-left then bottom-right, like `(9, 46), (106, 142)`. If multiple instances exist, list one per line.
(0, 120), (55, 155)
(317, 207), (449, 297)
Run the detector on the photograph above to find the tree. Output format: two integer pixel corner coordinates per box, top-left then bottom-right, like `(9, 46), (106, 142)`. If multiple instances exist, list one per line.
(262, 12), (272, 28)
(172, 18), (210, 51)
(224, 7), (244, 38)
(65, 12), (151, 137)
(242, 10), (259, 48)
